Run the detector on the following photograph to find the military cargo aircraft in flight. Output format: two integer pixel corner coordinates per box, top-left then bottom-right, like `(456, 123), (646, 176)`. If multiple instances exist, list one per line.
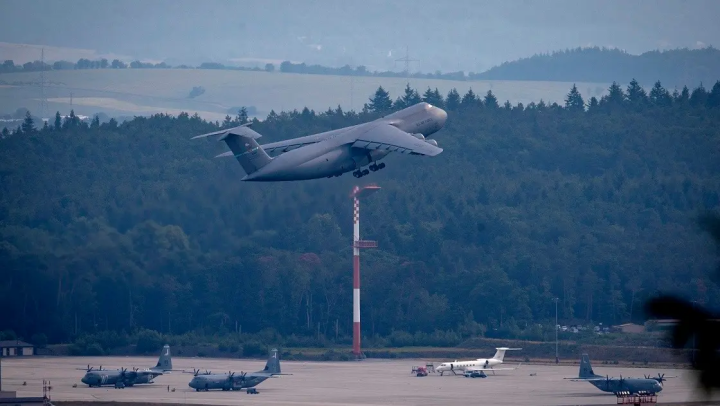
(435, 347), (522, 376)
(78, 344), (173, 388)
(192, 102), (447, 181)
(187, 348), (288, 393)
(565, 354), (671, 395)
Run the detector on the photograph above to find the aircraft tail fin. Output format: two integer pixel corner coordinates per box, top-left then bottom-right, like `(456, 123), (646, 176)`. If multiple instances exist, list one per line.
(153, 344), (172, 371)
(192, 124), (272, 175)
(259, 348), (281, 374)
(579, 353), (600, 378)
(492, 347), (522, 361)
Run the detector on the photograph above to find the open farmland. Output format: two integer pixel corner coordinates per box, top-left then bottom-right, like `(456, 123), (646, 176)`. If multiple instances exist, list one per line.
(0, 69), (609, 121)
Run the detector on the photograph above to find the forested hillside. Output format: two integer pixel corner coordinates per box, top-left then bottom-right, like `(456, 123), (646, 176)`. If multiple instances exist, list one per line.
(473, 47), (720, 87)
(1, 79), (720, 350)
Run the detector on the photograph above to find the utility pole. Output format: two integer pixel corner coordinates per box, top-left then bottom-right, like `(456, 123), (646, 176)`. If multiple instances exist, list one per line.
(553, 297), (559, 364)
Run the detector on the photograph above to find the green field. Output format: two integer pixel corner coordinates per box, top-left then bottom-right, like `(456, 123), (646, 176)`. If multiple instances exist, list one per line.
(0, 69), (609, 120)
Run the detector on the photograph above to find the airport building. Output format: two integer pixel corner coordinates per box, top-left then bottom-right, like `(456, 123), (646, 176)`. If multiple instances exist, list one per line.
(0, 341), (34, 357)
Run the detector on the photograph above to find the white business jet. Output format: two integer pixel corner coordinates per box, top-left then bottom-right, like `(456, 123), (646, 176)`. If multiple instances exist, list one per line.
(435, 347), (522, 376)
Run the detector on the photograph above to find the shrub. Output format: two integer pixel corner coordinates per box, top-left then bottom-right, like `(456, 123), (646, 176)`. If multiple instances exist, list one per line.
(136, 329), (163, 354)
(31, 333), (48, 348)
(242, 340), (266, 357)
(86, 343), (105, 356)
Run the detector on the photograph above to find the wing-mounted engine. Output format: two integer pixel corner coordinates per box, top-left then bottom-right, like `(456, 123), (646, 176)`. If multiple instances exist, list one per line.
(411, 133), (425, 140)
(425, 139), (438, 147)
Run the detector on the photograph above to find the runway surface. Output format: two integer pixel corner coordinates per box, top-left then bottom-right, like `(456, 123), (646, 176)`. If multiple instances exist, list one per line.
(1, 355), (719, 406)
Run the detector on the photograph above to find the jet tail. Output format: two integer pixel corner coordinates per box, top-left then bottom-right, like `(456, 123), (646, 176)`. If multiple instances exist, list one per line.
(192, 124), (272, 175)
(578, 353), (601, 379)
(153, 344), (172, 371)
(492, 347), (522, 362)
(258, 348), (282, 374)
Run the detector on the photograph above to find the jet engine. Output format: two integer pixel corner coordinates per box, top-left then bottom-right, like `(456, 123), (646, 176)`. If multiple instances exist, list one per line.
(425, 139), (438, 147)
(411, 133), (425, 140)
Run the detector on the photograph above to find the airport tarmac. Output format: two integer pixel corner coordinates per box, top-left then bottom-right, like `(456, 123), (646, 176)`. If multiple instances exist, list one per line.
(1, 355), (719, 406)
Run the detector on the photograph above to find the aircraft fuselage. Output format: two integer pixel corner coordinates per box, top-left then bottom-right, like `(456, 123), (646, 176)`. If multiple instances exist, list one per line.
(188, 375), (268, 391)
(589, 378), (662, 394)
(81, 370), (156, 387)
(243, 102), (447, 181)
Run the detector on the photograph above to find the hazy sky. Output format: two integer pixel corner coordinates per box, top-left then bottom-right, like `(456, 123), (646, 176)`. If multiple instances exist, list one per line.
(1, 0), (719, 72)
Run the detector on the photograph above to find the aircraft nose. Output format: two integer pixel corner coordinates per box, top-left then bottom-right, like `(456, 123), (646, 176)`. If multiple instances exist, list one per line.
(434, 108), (448, 127)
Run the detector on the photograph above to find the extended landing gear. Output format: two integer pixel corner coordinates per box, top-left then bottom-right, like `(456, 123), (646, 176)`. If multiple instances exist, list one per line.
(353, 162), (385, 178)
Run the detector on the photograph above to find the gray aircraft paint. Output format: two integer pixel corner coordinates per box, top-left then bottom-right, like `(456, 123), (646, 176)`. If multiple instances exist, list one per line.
(80, 344), (173, 387)
(192, 102), (447, 182)
(569, 354), (664, 395)
(188, 348), (286, 392)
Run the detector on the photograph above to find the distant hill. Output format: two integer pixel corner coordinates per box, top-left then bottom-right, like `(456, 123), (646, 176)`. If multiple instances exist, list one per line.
(471, 47), (720, 87)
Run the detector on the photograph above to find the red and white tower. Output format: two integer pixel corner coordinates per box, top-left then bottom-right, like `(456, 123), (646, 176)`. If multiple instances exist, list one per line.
(350, 184), (380, 360)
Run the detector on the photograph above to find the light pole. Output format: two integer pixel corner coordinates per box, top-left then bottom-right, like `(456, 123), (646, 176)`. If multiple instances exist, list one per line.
(553, 297), (559, 364)
(691, 300), (698, 366)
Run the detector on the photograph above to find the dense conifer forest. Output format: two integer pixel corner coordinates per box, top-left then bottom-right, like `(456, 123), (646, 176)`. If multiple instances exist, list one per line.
(1, 79), (719, 355)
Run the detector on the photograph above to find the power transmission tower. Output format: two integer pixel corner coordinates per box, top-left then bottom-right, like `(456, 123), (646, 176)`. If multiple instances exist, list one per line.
(349, 57), (355, 112)
(395, 46), (419, 83)
(40, 48), (47, 119)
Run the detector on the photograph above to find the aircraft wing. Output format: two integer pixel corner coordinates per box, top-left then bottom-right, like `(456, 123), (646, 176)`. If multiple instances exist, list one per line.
(563, 377), (607, 381)
(349, 123), (443, 157)
(466, 367), (518, 372)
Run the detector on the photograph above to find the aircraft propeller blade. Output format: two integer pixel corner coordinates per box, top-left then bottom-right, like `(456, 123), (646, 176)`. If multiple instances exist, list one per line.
(657, 373), (666, 385)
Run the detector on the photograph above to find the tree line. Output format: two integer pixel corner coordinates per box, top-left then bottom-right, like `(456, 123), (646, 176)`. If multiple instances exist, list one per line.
(3, 46), (718, 87)
(1, 79), (719, 355)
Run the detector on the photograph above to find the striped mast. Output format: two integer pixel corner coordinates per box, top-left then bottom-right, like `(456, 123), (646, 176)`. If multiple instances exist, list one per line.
(350, 184), (380, 360)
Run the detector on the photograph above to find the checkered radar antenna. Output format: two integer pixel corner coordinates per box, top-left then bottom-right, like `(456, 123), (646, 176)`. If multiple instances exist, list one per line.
(350, 184), (381, 360)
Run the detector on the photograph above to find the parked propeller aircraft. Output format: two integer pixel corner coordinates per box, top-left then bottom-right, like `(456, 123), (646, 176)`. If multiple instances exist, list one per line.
(435, 347), (522, 376)
(192, 102), (447, 181)
(78, 344), (174, 388)
(565, 354), (672, 395)
(187, 348), (289, 393)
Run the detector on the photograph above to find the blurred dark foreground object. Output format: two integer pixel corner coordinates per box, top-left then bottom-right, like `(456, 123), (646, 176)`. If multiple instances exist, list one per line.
(645, 213), (720, 394)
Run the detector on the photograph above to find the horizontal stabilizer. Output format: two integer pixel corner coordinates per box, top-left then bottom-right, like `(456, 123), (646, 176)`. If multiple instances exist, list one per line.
(215, 151), (234, 158)
(191, 123), (255, 140)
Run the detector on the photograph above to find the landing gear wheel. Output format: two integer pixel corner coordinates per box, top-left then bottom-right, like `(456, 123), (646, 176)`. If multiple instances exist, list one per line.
(378, 162), (386, 169)
(362, 169), (369, 176)
(369, 164), (378, 172)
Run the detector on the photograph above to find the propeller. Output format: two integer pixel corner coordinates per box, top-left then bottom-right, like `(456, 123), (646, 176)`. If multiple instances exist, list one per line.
(655, 373), (666, 385)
